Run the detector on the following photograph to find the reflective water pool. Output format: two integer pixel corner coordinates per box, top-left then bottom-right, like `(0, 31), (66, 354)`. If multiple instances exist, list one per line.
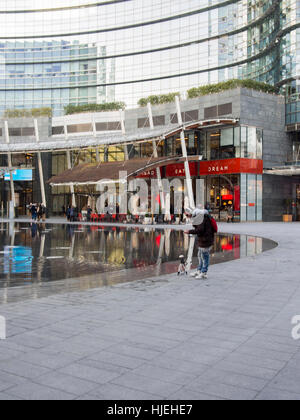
(0, 222), (277, 300)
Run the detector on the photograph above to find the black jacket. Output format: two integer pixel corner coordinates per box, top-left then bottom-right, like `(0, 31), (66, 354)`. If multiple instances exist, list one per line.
(188, 215), (215, 248)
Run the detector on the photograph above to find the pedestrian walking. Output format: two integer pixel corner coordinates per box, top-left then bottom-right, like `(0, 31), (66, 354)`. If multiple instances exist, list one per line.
(30, 203), (37, 221)
(87, 205), (92, 222)
(185, 209), (217, 280)
(66, 205), (71, 221)
(227, 205), (234, 223)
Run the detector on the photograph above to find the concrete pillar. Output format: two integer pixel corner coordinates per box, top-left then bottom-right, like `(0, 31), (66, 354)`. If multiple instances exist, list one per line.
(147, 103), (165, 212)
(34, 119), (47, 207)
(175, 96), (195, 210)
(64, 122), (76, 207)
(4, 121), (16, 211)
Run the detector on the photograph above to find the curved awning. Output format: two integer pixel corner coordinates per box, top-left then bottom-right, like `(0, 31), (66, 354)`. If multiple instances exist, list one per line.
(48, 156), (203, 186)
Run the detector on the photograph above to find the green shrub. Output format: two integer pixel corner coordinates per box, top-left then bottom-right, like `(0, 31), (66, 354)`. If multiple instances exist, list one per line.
(138, 93), (180, 107)
(187, 79), (277, 98)
(64, 102), (126, 115)
(4, 107), (52, 118)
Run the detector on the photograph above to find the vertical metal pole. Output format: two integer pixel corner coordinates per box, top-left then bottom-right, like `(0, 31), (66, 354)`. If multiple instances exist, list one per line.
(120, 109), (129, 160)
(64, 122), (76, 207)
(147, 103), (165, 211)
(92, 114), (100, 163)
(175, 96), (195, 210)
(4, 121), (16, 212)
(34, 119), (47, 207)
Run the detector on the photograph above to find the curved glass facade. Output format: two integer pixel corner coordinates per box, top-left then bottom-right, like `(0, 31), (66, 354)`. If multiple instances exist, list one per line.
(0, 0), (298, 116)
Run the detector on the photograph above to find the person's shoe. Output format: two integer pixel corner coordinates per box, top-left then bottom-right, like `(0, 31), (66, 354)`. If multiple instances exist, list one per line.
(190, 271), (200, 278)
(195, 273), (208, 280)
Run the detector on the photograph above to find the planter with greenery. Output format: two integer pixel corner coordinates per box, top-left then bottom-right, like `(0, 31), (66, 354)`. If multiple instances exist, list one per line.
(138, 93), (180, 107)
(4, 107), (52, 118)
(64, 102), (126, 115)
(187, 79), (277, 99)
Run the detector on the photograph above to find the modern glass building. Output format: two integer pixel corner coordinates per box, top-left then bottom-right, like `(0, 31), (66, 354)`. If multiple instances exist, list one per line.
(0, 0), (299, 116)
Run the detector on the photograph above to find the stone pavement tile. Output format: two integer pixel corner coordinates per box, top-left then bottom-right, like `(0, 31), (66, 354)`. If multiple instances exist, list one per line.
(149, 354), (209, 376)
(169, 388), (227, 401)
(111, 373), (182, 399)
(8, 331), (63, 350)
(0, 393), (23, 400)
(163, 342), (230, 365)
(6, 382), (76, 401)
(222, 352), (287, 371)
(89, 383), (161, 401)
(255, 387), (300, 401)
(244, 335), (298, 353)
(186, 381), (257, 400)
(106, 343), (161, 361)
(235, 344), (295, 363)
(58, 362), (121, 385)
(199, 329), (254, 344)
(188, 368), (268, 392)
(268, 370), (300, 394)
(120, 334), (180, 352)
(76, 394), (104, 400)
(131, 363), (198, 386)
(189, 335), (243, 351)
(33, 371), (98, 396)
(43, 339), (108, 357)
(215, 360), (278, 381)
(88, 350), (146, 370)
(0, 360), (51, 380)
(142, 325), (194, 342)
(5, 326), (28, 338)
(78, 358), (130, 376)
(0, 348), (24, 362)
(0, 379), (15, 393)
(19, 350), (83, 370)
(0, 340), (36, 354)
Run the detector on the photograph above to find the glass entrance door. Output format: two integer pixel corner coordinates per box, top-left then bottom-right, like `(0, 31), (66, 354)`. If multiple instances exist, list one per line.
(206, 175), (240, 222)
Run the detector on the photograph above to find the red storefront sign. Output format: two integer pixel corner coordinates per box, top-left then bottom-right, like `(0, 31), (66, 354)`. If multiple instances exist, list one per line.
(165, 162), (198, 177)
(199, 158), (263, 176)
(137, 168), (162, 178)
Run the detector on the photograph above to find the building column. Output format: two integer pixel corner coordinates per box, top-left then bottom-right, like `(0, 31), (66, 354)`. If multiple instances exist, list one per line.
(147, 103), (165, 211)
(64, 122), (76, 207)
(175, 96), (195, 210)
(4, 121), (16, 214)
(34, 119), (47, 207)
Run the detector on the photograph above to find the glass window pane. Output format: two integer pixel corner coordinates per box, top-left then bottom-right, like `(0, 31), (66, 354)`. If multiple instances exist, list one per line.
(221, 128), (233, 146)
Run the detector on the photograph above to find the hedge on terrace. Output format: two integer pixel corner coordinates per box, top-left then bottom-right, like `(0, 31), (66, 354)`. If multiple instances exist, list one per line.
(64, 102), (126, 115)
(138, 93), (180, 107)
(187, 79), (277, 98)
(4, 107), (52, 118)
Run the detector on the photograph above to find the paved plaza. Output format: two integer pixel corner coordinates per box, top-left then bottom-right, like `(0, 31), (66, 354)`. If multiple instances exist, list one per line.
(0, 222), (300, 400)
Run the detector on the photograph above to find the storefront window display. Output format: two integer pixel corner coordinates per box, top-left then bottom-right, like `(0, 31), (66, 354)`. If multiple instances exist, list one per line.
(202, 173), (263, 222)
(204, 174), (240, 222)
